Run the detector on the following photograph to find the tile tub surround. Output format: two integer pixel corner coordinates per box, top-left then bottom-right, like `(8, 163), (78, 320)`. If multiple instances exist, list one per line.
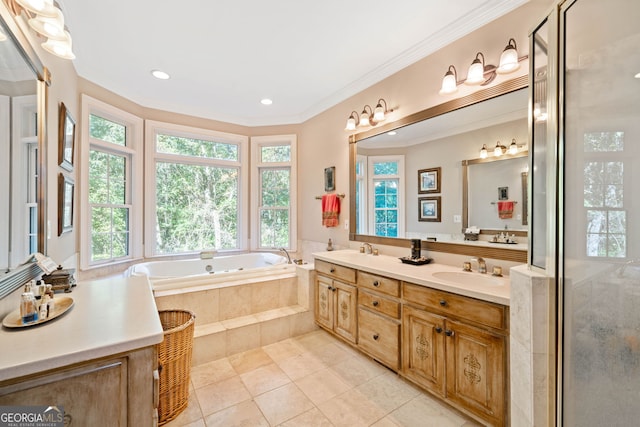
(509, 265), (554, 427)
(155, 264), (317, 365)
(161, 329), (482, 427)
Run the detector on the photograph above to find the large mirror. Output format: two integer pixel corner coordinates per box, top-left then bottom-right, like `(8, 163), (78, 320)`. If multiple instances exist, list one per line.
(349, 76), (528, 262)
(0, 4), (48, 296)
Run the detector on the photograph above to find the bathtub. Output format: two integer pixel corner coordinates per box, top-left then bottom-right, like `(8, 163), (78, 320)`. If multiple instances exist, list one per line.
(129, 252), (295, 292)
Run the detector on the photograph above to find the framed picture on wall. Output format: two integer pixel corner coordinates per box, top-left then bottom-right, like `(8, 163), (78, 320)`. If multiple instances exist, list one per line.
(418, 167), (441, 194)
(418, 196), (441, 222)
(324, 166), (335, 192)
(58, 173), (74, 235)
(58, 102), (76, 172)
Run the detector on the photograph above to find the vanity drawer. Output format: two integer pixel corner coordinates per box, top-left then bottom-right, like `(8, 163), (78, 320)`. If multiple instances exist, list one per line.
(359, 290), (400, 319)
(315, 260), (356, 283)
(358, 308), (400, 370)
(402, 282), (507, 331)
(357, 271), (400, 297)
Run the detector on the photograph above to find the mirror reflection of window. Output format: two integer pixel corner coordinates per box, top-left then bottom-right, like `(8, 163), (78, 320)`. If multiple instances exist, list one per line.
(364, 156), (405, 237)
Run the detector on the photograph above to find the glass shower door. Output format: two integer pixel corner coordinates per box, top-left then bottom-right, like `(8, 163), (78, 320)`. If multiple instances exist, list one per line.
(561, 0), (640, 425)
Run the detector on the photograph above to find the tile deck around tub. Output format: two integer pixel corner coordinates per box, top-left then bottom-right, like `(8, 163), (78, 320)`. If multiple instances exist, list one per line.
(162, 330), (482, 427)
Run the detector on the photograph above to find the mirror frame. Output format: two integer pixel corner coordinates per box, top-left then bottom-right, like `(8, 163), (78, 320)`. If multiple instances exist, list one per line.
(0, 1), (50, 297)
(349, 76), (528, 262)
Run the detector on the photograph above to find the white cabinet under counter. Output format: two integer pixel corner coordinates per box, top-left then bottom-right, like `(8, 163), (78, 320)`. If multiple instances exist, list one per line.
(0, 275), (163, 426)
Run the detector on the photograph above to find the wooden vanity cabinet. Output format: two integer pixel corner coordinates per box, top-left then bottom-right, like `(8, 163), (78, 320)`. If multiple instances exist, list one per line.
(314, 260), (358, 343)
(402, 282), (508, 427)
(0, 346), (158, 427)
(356, 271), (401, 370)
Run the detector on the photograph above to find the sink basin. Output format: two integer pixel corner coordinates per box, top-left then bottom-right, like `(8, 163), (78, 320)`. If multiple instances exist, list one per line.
(432, 271), (505, 287)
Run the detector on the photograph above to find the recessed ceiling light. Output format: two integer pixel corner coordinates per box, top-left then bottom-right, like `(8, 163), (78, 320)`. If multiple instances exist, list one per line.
(261, 98), (273, 105)
(635, 72), (640, 79)
(387, 131), (397, 136)
(151, 69), (170, 80)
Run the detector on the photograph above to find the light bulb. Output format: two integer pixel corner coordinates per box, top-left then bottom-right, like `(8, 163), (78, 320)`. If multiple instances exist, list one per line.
(480, 144), (488, 159)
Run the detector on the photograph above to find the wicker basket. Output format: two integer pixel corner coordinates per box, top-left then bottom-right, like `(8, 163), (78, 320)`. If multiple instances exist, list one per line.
(157, 310), (196, 426)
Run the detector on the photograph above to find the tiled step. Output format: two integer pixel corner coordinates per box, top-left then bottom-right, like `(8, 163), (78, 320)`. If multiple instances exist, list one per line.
(192, 305), (317, 366)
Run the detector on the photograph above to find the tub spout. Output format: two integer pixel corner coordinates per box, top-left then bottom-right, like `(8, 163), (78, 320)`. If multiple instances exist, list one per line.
(279, 248), (292, 264)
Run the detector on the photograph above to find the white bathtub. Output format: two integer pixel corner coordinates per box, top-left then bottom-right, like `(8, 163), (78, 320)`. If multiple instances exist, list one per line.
(129, 252), (295, 292)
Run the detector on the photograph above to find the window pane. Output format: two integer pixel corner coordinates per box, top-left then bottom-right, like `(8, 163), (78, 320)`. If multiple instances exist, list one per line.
(155, 162), (239, 253)
(260, 209), (289, 247)
(583, 131), (624, 152)
(156, 134), (238, 161)
(261, 145), (290, 162)
(261, 169), (290, 207)
(89, 150), (126, 204)
(373, 161), (398, 175)
(89, 114), (126, 146)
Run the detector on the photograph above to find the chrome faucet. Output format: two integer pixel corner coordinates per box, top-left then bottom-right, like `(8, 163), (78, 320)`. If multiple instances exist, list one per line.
(471, 257), (487, 274)
(279, 248), (292, 264)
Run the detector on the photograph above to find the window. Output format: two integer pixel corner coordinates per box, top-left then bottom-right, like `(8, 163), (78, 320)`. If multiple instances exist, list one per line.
(145, 121), (248, 256)
(251, 135), (297, 250)
(368, 156), (405, 237)
(80, 95), (143, 268)
(583, 131), (626, 258)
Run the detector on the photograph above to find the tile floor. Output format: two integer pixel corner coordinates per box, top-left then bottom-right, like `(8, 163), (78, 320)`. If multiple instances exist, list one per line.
(163, 329), (482, 427)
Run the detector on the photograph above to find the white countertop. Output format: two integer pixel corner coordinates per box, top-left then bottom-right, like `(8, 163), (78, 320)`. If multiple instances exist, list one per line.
(0, 275), (163, 382)
(313, 250), (510, 306)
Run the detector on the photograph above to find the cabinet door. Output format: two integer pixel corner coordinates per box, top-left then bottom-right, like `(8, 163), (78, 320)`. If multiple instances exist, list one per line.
(402, 306), (446, 396)
(333, 281), (357, 343)
(315, 274), (334, 331)
(445, 319), (506, 426)
(0, 359), (128, 426)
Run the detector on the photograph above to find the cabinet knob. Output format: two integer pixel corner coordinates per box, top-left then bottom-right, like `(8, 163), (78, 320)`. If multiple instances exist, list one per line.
(373, 281), (380, 287)
(435, 326), (443, 333)
(445, 329), (454, 337)
(372, 301), (379, 307)
(330, 268), (335, 273)
(373, 334), (379, 341)
(439, 299), (447, 307)
(331, 286), (336, 292)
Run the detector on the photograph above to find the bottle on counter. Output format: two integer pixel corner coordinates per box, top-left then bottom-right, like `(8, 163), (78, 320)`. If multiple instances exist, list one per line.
(20, 292), (38, 324)
(39, 295), (49, 320)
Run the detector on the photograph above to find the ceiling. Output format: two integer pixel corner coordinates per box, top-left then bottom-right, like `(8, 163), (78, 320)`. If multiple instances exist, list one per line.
(58, 0), (527, 126)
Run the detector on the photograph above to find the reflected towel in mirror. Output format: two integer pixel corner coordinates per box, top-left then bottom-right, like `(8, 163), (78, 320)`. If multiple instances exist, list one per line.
(497, 201), (514, 219)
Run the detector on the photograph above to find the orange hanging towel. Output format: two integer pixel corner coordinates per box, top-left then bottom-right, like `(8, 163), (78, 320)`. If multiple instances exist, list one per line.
(322, 194), (340, 227)
(497, 201), (514, 219)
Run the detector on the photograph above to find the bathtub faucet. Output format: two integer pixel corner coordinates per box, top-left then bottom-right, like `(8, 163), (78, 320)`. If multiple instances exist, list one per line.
(200, 250), (217, 259)
(279, 248), (292, 264)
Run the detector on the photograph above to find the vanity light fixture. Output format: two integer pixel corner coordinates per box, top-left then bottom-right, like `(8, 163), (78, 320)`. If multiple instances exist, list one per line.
(493, 141), (507, 156)
(345, 98), (393, 131)
(439, 38), (526, 95)
(497, 38), (520, 74)
(10, 0), (75, 60)
(465, 52), (488, 86)
(508, 138), (518, 155)
(479, 144), (488, 159)
(439, 65), (458, 95)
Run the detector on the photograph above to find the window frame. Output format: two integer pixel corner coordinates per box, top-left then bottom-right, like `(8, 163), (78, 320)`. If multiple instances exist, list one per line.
(80, 95), (143, 269)
(145, 120), (249, 257)
(250, 135), (297, 251)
